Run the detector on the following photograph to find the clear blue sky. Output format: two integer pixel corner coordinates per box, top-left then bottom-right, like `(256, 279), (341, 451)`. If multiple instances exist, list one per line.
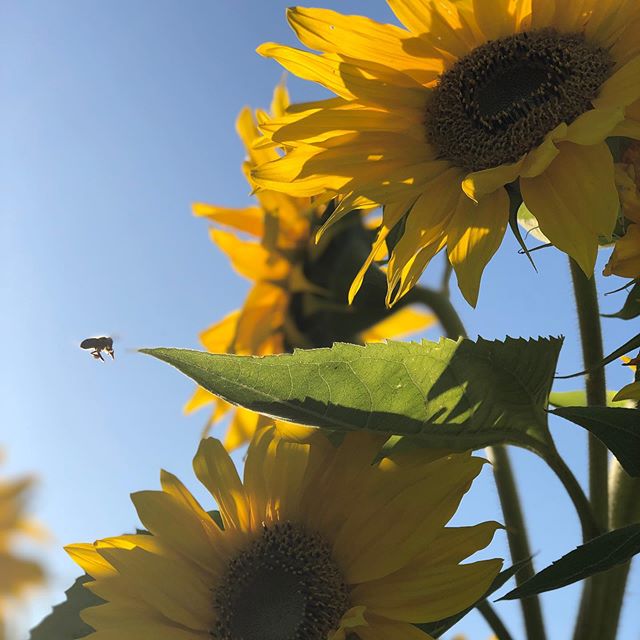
(0, 2), (637, 638)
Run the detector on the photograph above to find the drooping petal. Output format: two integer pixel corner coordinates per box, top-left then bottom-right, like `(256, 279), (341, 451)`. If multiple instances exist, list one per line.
(521, 142), (618, 275)
(387, 167), (465, 297)
(603, 224), (640, 278)
(446, 188), (510, 307)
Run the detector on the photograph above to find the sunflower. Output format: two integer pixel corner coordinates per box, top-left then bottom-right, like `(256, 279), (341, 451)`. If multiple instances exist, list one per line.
(0, 452), (45, 620)
(252, 1), (640, 305)
(604, 143), (640, 279)
(186, 84), (434, 450)
(66, 427), (502, 640)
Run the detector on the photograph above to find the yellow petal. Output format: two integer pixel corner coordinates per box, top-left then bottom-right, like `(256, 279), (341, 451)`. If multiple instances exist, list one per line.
(270, 78), (290, 118)
(192, 203), (265, 237)
(263, 435), (312, 521)
(261, 102), (424, 147)
(199, 310), (240, 354)
(96, 546), (213, 631)
(80, 603), (211, 640)
(361, 307), (435, 342)
(130, 490), (222, 575)
(209, 229), (290, 282)
(234, 282), (288, 355)
(472, 0), (528, 40)
(447, 188), (510, 307)
(334, 455), (486, 583)
(357, 617), (435, 640)
(183, 386), (215, 414)
(257, 43), (427, 109)
(594, 55), (640, 109)
(286, 7), (442, 85)
(603, 224), (640, 278)
(462, 159), (523, 201)
(565, 107), (626, 145)
(353, 558), (502, 622)
(521, 142), (618, 275)
(388, 0), (480, 61)
(65, 543), (117, 579)
(223, 407), (261, 451)
(349, 198), (414, 304)
(80, 601), (163, 630)
(387, 167), (464, 296)
(193, 438), (251, 531)
(530, 0), (557, 29)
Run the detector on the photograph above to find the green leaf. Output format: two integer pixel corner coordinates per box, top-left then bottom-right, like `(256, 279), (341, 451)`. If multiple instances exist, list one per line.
(501, 524), (640, 600)
(29, 575), (101, 640)
(548, 390), (629, 408)
(556, 332), (640, 379)
(142, 337), (562, 451)
(416, 558), (531, 637)
(602, 281), (640, 320)
(553, 406), (640, 477)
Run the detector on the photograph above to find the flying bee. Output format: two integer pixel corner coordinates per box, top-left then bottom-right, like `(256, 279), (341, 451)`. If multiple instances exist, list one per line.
(80, 336), (114, 361)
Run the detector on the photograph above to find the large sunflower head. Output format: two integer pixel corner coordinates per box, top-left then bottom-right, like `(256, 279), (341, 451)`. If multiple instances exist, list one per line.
(0, 452), (45, 618)
(186, 84), (434, 449)
(66, 426), (502, 640)
(253, 0), (640, 305)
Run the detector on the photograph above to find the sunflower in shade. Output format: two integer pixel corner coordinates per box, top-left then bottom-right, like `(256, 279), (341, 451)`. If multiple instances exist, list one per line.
(186, 84), (434, 450)
(252, 0), (640, 306)
(66, 426), (502, 640)
(0, 452), (45, 626)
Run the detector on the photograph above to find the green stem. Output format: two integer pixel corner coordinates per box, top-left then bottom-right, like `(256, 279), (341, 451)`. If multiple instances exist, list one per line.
(411, 282), (546, 640)
(478, 600), (515, 640)
(568, 259), (609, 640)
(487, 446), (547, 640)
(568, 259), (609, 527)
(541, 444), (600, 541)
(599, 461), (640, 640)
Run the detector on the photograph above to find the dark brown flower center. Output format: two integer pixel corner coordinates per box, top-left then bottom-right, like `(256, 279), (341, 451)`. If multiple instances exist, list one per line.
(426, 29), (613, 171)
(212, 522), (350, 640)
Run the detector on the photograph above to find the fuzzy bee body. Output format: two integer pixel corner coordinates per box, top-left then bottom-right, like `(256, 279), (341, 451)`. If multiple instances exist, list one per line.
(80, 336), (114, 361)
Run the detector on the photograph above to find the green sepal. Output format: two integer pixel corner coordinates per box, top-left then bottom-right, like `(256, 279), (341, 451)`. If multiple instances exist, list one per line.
(602, 281), (640, 320)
